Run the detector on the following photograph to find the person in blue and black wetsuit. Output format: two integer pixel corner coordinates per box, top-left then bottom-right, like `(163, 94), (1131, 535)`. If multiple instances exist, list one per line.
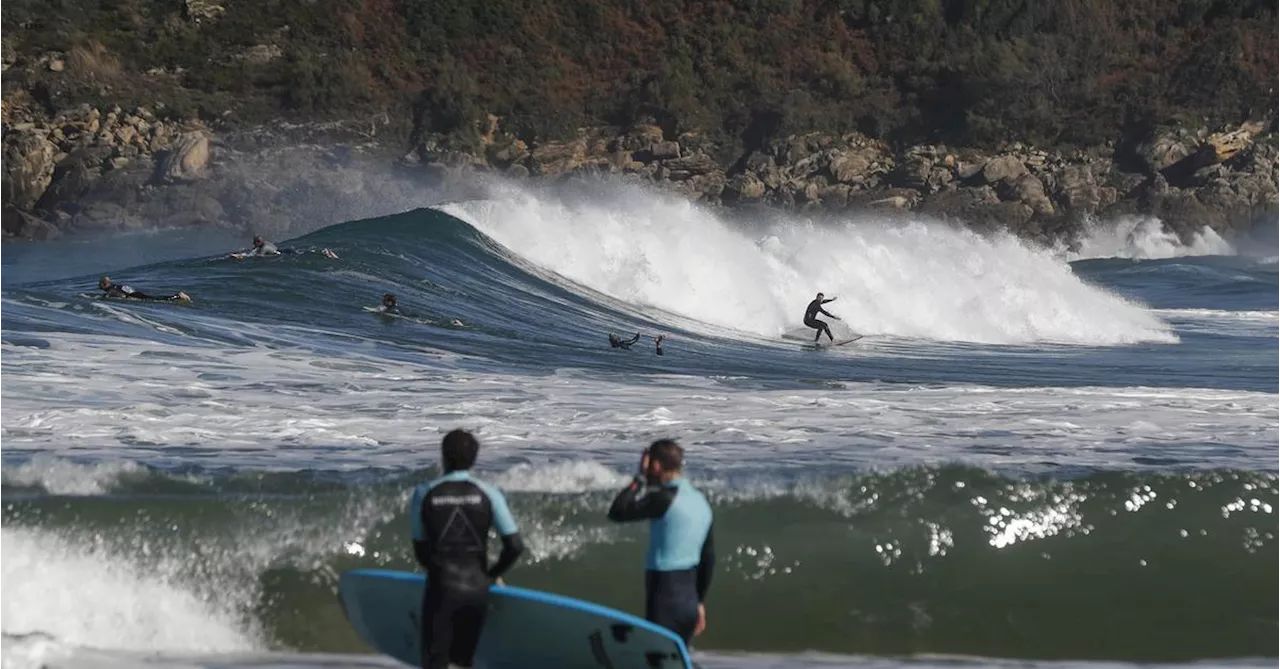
(607, 438), (715, 645)
(409, 429), (525, 669)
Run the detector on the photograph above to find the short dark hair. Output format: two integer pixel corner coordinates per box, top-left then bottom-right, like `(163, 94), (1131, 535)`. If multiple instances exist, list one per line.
(648, 439), (684, 471)
(441, 429), (479, 472)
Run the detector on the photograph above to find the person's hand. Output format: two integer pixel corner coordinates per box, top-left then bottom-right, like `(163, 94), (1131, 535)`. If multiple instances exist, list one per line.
(638, 449), (650, 477)
(494, 576), (505, 585)
(694, 603), (706, 636)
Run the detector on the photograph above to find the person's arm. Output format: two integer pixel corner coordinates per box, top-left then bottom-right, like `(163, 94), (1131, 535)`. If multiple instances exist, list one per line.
(626, 333), (641, 345)
(483, 484), (524, 580)
(819, 306), (839, 319)
(695, 523), (715, 602)
(489, 533), (524, 580)
(607, 477), (676, 522)
(822, 297), (837, 304)
(409, 485), (431, 570)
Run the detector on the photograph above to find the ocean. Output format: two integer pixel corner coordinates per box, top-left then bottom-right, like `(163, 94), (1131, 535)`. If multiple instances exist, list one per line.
(2, 180), (1276, 669)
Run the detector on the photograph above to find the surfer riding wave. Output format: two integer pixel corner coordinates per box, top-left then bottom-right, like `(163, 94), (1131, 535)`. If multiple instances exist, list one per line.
(804, 293), (840, 343)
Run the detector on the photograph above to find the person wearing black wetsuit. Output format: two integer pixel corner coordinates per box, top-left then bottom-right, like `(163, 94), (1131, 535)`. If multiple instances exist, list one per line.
(804, 292), (840, 343)
(607, 439), (715, 645)
(235, 235), (338, 259)
(654, 334), (666, 356)
(609, 332), (641, 349)
(410, 429), (524, 669)
(97, 276), (190, 302)
(379, 293), (403, 315)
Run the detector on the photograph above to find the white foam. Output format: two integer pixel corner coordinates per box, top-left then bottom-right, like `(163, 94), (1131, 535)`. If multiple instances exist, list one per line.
(1065, 216), (1235, 260)
(0, 455), (145, 495)
(3, 334), (1273, 474)
(0, 527), (259, 654)
(442, 183), (1176, 345)
(491, 461), (631, 493)
(1151, 309), (1279, 322)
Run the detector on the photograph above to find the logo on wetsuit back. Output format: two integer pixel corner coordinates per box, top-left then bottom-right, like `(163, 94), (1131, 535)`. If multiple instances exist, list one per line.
(430, 494), (483, 506)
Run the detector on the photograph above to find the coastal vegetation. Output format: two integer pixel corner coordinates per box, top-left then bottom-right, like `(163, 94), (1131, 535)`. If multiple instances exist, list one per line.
(3, 0), (1274, 154)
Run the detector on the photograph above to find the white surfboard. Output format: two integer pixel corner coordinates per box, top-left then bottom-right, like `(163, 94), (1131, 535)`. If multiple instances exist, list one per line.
(338, 569), (693, 669)
(811, 335), (862, 348)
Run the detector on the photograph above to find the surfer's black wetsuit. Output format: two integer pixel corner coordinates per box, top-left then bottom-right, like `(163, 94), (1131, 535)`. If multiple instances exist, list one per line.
(410, 471), (524, 669)
(102, 285), (185, 301)
(607, 476), (715, 644)
(609, 333), (641, 349)
(804, 298), (837, 342)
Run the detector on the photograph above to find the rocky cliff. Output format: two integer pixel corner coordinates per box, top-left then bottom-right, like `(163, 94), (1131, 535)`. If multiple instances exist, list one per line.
(3, 97), (1275, 248)
(2, 0), (1276, 245)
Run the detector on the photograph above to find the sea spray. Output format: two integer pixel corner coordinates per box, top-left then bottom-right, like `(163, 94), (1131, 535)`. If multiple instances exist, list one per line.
(444, 183), (1177, 345)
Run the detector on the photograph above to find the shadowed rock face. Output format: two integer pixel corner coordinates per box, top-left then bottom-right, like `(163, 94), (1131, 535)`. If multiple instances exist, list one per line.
(2, 130), (57, 211)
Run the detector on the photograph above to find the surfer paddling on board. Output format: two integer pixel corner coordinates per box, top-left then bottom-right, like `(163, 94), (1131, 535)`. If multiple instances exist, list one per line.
(96, 276), (191, 302)
(233, 235), (338, 259)
(607, 439), (715, 645)
(409, 429), (524, 669)
(804, 292), (840, 344)
(377, 293), (404, 316)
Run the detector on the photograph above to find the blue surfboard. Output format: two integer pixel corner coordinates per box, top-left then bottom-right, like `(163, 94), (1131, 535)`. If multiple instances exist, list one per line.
(337, 569), (694, 669)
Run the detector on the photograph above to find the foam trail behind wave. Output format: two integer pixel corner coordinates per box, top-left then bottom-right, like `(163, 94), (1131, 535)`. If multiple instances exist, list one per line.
(444, 183), (1175, 345)
(1066, 216), (1235, 260)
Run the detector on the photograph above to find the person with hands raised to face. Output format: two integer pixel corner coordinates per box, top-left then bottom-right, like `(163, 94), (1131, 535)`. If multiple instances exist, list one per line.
(607, 439), (715, 645)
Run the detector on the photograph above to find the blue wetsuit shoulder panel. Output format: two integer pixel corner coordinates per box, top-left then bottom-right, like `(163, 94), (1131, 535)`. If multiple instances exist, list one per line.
(647, 478), (713, 571)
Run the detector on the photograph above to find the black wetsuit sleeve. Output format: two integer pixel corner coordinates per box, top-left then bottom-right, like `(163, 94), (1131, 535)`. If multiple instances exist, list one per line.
(626, 334), (641, 345)
(818, 306), (835, 317)
(696, 523), (715, 602)
(412, 539), (431, 570)
(607, 476), (676, 522)
(488, 533), (525, 579)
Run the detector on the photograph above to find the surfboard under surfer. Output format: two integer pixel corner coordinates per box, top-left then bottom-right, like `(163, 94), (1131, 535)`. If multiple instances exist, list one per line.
(804, 292), (840, 343)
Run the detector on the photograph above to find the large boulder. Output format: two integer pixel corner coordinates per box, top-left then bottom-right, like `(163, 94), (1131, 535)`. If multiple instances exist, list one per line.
(1204, 122), (1266, 164)
(661, 152), (719, 178)
(1005, 173), (1055, 217)
(527, 137), (589, 176)
(1135, 128), (1204, 174)
(977, 155), (1027, 185)
(155, 131), (211, 182)
(2, 130), (57, 210)
(828, 146), (886, 185)
(1047, 164), (1104, 213)
(723, 173), (766, 202)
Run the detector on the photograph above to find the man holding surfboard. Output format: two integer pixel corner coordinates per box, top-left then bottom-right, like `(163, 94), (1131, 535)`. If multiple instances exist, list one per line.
(608, 439), (715, 646)
(409, 429), (525, 669)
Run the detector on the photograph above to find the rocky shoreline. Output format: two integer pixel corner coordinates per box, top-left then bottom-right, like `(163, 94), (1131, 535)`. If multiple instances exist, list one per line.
(2, 99), (1276, 247)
